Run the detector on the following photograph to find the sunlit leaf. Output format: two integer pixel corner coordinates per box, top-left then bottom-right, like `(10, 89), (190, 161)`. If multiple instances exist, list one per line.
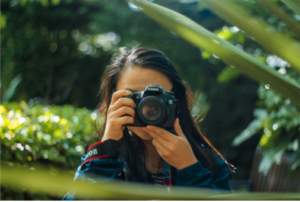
(0, 14), (6, 29)
(51, 0), (60, 5)
(201, 51), (211, 59)
(217, 66), (240, 83)
(214, 27), (233, 40)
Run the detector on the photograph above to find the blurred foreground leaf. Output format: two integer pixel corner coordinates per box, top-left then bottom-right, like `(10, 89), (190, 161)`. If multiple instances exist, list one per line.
(201, 0), (300, 73)
(1, 166), (300, 200)
(126, 0), (300, 109)
(258, 0), (300, 37)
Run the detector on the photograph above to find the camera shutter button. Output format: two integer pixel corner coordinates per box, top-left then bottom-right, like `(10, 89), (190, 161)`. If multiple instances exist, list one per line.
(165, 91), (174, 96)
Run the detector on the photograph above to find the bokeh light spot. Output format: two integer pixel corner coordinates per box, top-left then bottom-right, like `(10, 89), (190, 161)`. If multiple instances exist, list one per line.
(50, 43), (57, 52)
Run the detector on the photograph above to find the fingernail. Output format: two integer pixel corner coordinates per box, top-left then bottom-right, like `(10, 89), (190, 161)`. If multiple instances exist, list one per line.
(126, 90), (131, 94)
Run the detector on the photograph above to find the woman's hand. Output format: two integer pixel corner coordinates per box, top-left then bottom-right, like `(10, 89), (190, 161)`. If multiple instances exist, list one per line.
(102, 90), (136, 141)
(142, 118), (197, 170)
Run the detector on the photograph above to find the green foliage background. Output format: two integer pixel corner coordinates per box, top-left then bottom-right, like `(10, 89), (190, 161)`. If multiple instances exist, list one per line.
(0, 101), (101, 199)
(1, 0), (299, 199)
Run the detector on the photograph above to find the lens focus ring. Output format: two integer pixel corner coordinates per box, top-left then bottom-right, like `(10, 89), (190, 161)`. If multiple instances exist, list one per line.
(137, 96), (166, 125)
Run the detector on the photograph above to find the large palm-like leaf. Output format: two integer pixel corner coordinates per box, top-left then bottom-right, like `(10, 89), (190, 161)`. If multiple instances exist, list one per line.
(127, 0), (300, 109)
(258, 0), (300, 37)
(2, 167), (300, 199)
(201, 0), (300, 72)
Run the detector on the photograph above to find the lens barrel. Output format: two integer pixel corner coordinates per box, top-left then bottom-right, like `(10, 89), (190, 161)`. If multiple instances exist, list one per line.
(137, 96), (166, 125)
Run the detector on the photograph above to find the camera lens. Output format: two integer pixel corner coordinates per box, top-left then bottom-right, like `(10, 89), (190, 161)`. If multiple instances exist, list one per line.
(138, 96), (166, 125)
(142, 101), (161, 121)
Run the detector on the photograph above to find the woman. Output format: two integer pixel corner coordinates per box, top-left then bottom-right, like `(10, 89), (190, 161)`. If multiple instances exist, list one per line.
(64, 47), (233, 199)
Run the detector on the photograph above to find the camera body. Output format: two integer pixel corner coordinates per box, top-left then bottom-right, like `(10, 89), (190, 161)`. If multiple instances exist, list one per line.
(124, 85), (180, 128)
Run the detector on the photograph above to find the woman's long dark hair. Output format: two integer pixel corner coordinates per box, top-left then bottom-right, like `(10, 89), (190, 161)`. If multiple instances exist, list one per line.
(97, 47), (234, 182)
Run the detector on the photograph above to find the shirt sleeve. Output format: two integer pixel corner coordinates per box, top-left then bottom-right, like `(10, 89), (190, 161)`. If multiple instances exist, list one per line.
(175, 156), (231, 193)
(75, 150), (125, 182)
(62, 141), (125, 200)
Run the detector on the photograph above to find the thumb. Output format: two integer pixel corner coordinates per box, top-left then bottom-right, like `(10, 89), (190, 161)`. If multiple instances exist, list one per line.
(174, 118), (186, 138)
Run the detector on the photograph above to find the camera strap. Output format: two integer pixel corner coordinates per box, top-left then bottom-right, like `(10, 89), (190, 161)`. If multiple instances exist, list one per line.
(162, 161), (172, 193)
(81, 138), (122, 170)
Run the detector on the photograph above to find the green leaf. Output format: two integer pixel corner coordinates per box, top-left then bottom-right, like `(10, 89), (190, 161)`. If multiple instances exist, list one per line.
(2, 75), (22, 103)
(201, 0), (300, 73)
(292, 158), (300, 170)
(0, 14), (6, 29)
(201, 51), (211, 59)
(15, 150), (25, 162)
(281, 0), (300, 16)
(217, 66), (240, 83)
(259, 147), (285, 175)
(198, 1), (208, 11)
(258, 0), (300, 37)
(126, 0), (300, 109)
(50, 0), (60, 6)
(232, 109), (268, 146)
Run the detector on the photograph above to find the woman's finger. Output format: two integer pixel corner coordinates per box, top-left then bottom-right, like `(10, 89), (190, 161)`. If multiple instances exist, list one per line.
(174, 118), (186, 139)
(142, 127), (158, 138)
(152, 138), (168, 157)
(146, 125), (176, 142)
(116, 116), (134, 126)
(143, 127), (167, 142)
(143, 127), (171, 145)
(156, 147), (163, 157)
(111, 97), (136, 111)
(111, 90), (132, 105)
(112, 106), (135, 118)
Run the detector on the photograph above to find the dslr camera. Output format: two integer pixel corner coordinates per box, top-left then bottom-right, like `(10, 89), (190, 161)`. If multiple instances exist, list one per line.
(124, 85), (180, 128)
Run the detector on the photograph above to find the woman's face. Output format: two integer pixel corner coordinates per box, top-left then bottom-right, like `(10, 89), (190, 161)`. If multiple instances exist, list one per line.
(116, 65), (173, 141)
